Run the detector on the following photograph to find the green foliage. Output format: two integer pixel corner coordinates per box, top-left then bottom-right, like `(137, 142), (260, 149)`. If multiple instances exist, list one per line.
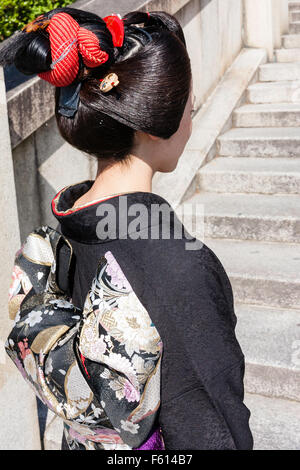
(0, 0), (75, 41)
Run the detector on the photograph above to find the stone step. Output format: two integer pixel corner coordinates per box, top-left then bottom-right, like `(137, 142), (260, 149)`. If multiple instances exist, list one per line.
(275, 47), (300, 62)
(290, 10), (300, 22)
(189, 191), (300, 242)
(259, 62), (300, 81)
(197, 157), (300, 194)
(289, 1), (300, 12)
(247, 80), (300, 103)
(282, 33), (300, 48)
(202, 238), (300, 309)
(233, 103), (300, 127)
(290, 21), (300, 34)
(244, 393), (300, 450)
(235, 303), (300, 402)
(218, 127), (300, 157)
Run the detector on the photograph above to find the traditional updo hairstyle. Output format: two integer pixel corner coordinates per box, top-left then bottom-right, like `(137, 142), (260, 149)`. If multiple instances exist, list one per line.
(0, 7), (192, 161)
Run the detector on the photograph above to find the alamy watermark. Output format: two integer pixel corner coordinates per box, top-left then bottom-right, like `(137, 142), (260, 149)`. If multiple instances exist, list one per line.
(95, 196), (205, 251)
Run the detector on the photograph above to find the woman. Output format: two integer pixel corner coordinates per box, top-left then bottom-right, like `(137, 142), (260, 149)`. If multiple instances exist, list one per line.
(1, 7), (253, 450)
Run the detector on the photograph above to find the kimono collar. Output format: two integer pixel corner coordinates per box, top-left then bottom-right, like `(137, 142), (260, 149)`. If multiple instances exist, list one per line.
(51, 180), (183, 244)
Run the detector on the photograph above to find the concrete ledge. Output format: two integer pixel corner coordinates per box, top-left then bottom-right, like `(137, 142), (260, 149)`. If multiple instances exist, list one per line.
(259, 62), (300, 81)
(245, 362), (300, 402)
(218, 127), (300, 158)
(282, 33), (300, 48)
(139, 0), (191, 15)
(196, 156), (300, 194)
(233, 102), (300, 127)
(247, 80), (300, 104)
(188, 191), (300, 243)
(275, 47), (300, 62)
(245, 392), (300, 450)
(7, 77), (55, 149)
(153, 47), (267, 207)
(289, 21), (300, 33)
(235, 303), (300, 402)
(289, 1), (300, 12)
(202, 238), (300, 309)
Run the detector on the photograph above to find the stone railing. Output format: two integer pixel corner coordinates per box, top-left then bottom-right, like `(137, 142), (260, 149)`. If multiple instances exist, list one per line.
(0, 0), (289, 450)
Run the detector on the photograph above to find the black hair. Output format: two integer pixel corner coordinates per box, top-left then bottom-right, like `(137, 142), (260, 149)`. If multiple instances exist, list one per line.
(0, 7), (192, 161)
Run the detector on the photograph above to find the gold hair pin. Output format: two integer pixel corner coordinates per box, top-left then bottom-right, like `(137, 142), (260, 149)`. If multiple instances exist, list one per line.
(99, 73), (119, 92)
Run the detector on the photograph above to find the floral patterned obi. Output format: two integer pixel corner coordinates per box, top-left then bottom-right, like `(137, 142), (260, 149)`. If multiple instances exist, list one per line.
(6, 226), (164, 450)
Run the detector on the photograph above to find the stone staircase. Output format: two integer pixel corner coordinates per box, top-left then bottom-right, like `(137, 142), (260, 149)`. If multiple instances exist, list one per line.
(184, 1), (300, 450)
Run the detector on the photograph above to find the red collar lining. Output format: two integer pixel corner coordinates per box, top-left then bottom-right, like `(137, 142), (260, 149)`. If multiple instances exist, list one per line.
(52, 188), (122, 217)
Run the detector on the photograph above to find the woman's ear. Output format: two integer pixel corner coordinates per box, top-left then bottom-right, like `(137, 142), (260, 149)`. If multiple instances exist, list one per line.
(148, 133), (160, 141)
(135, 130), (160, 143)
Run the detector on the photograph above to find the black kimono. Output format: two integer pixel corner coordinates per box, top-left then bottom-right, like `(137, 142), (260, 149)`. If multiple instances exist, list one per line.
(6, 180), (253, 450)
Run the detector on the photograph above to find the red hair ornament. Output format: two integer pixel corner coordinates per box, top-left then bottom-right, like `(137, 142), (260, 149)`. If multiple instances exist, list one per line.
(22, 12), (127, 116)
(31, 12), (125, 87)
(103, 14), (125, 48)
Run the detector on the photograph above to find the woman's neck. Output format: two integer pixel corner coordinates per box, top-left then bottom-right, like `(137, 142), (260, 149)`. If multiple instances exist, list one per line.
(72, 154), (155, 209)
